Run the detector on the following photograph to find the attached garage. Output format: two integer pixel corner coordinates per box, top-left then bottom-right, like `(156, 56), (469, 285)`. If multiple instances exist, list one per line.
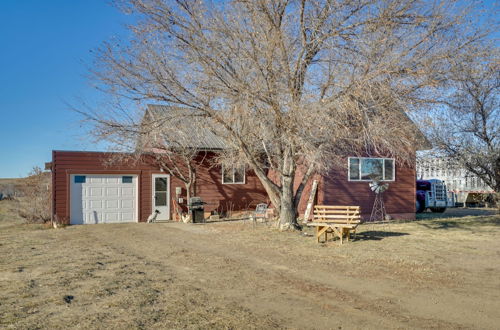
(70, 174), (138, 224)
(51, 150), (270, 225)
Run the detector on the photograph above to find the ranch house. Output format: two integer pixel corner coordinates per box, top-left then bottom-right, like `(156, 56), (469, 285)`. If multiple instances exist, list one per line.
(49, 106), (428, 224)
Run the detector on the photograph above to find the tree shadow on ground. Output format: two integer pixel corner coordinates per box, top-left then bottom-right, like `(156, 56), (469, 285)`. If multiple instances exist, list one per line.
(415, 215), (500, 231)
(355, 231), (409, 241)
(416, 208), (497, 221)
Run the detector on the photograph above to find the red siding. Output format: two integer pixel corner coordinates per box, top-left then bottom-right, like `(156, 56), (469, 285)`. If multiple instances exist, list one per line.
(318, 159), (416, 220)
(52, 151), (268, 224)
(293, 170), (322, 216)
(52, 151), (416, 224)
(267, 159), (415, 221)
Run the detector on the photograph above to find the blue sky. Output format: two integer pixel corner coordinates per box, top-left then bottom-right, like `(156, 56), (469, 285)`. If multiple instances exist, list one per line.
(0, 1), (497, 178)
(0, 0), (132, 178)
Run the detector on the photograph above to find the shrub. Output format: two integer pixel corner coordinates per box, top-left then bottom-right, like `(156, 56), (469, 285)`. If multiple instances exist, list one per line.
(16, 167), (51, 223)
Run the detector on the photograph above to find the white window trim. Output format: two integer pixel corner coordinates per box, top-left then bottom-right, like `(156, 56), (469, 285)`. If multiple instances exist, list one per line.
(222, 165), (246, 184)
(347, 157), (396, 182)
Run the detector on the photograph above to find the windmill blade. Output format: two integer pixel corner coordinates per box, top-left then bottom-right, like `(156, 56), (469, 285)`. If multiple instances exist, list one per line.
(369, 180), (389, 194)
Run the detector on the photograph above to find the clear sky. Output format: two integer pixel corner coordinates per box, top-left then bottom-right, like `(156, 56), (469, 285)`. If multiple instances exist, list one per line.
(0, 1), (497, 178)
(0, 0), (132, 178)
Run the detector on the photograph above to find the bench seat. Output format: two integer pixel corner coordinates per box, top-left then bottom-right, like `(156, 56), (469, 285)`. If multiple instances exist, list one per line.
(307, 205), (361, 244)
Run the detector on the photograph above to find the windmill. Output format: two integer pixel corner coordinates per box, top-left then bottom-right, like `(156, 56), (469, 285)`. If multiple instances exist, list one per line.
(369, 178), (389, 222)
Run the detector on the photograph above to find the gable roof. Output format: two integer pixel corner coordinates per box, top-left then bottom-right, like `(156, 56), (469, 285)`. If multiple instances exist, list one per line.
(398, 111), (432, 150)
(145, 103), (431, 152)
(145, 104), (226, 150)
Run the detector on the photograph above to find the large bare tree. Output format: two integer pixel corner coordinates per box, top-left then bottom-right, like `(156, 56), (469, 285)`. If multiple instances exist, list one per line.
(88, 0), (489, 228)
(426, 46), (499, 193)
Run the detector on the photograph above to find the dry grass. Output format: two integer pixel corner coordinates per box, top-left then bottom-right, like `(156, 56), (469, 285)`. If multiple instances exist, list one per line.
(0, 199), (24, 228)
(1, 201), (499, 329)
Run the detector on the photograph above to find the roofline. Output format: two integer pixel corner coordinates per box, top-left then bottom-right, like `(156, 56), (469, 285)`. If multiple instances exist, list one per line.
(52, 150), (134, 154)
(52, 149), (225, 154)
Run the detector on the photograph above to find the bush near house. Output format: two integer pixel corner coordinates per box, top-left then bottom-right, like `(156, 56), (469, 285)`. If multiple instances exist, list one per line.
(14, 167), (51, 223)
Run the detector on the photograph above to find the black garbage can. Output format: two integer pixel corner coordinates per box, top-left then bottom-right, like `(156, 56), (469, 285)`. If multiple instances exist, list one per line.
(189, 197), (206, 223)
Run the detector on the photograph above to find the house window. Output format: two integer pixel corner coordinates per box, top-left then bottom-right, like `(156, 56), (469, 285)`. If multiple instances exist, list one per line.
(222, 165), (245, 184)
(122, 176), (133, 183)
(74, 175), (86, 183)
(348, 157), (395, 181)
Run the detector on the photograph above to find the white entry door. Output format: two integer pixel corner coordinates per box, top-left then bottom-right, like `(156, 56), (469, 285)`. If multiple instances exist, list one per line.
(152, 174), (170, 220)
(70, 174), (138, 224)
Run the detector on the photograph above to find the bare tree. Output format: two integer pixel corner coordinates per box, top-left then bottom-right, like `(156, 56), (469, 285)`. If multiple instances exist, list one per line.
(87, 0), (490, 228)
(14, 167), (51, 223)
(80, 104), (214, 213)
(426, 46), (499, 194)
(139, 105), (220, 203)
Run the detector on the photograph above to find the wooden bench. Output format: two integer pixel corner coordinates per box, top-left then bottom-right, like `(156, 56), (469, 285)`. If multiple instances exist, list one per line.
(307, 205), (361, 244)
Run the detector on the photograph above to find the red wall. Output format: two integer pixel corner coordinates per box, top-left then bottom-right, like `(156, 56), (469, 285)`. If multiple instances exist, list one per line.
(318, 159), (416, 220)
(52, 151), (416, 224)
(267, 158), (415, 221)
(52, 151), (268, 224)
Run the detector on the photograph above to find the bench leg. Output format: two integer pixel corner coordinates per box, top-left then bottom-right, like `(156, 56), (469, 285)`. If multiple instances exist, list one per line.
(331, 227), (340, 242)
(317, 226), (329, 243)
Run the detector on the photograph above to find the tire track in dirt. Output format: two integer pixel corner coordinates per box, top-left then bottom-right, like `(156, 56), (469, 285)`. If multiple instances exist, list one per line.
(80, 225), (283, 329)
(87, 224), (464, 329)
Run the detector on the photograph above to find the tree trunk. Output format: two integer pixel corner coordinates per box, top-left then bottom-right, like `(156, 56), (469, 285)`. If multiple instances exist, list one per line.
(494, 156), (500, 193)
(246, 162), (282, 216)
(279, 174), (298, 229)
(192, 169), (197, 197)
(185, 182), (192, 206)
(186, 162), (197, 204)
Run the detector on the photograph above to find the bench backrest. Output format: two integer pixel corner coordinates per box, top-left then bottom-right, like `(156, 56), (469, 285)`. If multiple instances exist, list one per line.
(255, 203), (268, 218)
(313, 205), (361, 224)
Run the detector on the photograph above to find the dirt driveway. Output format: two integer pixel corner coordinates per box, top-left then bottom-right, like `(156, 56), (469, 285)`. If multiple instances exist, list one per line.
(1, 206), (499, 329)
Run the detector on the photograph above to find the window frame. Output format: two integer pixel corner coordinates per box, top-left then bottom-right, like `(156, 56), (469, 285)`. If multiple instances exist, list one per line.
(347, 157), (395, 182)
(74, 175), (86, 183)
(122, 176), (133, 184)
(221, 165), (246, 184)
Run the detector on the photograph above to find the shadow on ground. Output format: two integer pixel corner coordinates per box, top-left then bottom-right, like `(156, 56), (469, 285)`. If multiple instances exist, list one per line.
(416, 215), (500, 231)
(416, 208), (498, 221)
(355, 231), (409, 241)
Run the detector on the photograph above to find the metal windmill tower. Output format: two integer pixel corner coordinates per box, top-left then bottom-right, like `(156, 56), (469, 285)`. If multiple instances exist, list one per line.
(369, 179), (389, 222)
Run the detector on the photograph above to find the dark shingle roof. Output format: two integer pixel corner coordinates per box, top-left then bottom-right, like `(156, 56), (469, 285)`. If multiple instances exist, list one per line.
(146, 104), (226, 150)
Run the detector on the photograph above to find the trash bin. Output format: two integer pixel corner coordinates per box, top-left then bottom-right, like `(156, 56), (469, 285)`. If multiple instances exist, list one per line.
(188, 197), (206, 223)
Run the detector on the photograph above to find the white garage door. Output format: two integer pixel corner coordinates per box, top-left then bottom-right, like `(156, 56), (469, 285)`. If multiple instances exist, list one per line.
(70, 174), (138, 224)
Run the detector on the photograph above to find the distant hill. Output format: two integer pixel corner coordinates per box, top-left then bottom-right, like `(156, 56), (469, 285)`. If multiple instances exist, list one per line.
(0, 178), (23, 184)
(1, 173), (51, 196)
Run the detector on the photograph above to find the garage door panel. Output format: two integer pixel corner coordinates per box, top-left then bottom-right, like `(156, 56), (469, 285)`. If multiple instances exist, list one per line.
(89, 177), (103, 184)
(90, 187), (103, 197)
(70, 174), (138, 225)
(105, 213), (119, 222)
(121, 199), (134, 208)
(84, 211), (101, 224)
(90, 200), (103, 209)
(105, 200), (119, 208)
(106, 177), (120, 184)
(106, 187), (119, 196)
(122, 187), (134, 196)
(121, 213), (134, 221)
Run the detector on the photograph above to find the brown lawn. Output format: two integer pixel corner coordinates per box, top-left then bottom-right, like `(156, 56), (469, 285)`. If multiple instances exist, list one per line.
(1, 200), (499, 329)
